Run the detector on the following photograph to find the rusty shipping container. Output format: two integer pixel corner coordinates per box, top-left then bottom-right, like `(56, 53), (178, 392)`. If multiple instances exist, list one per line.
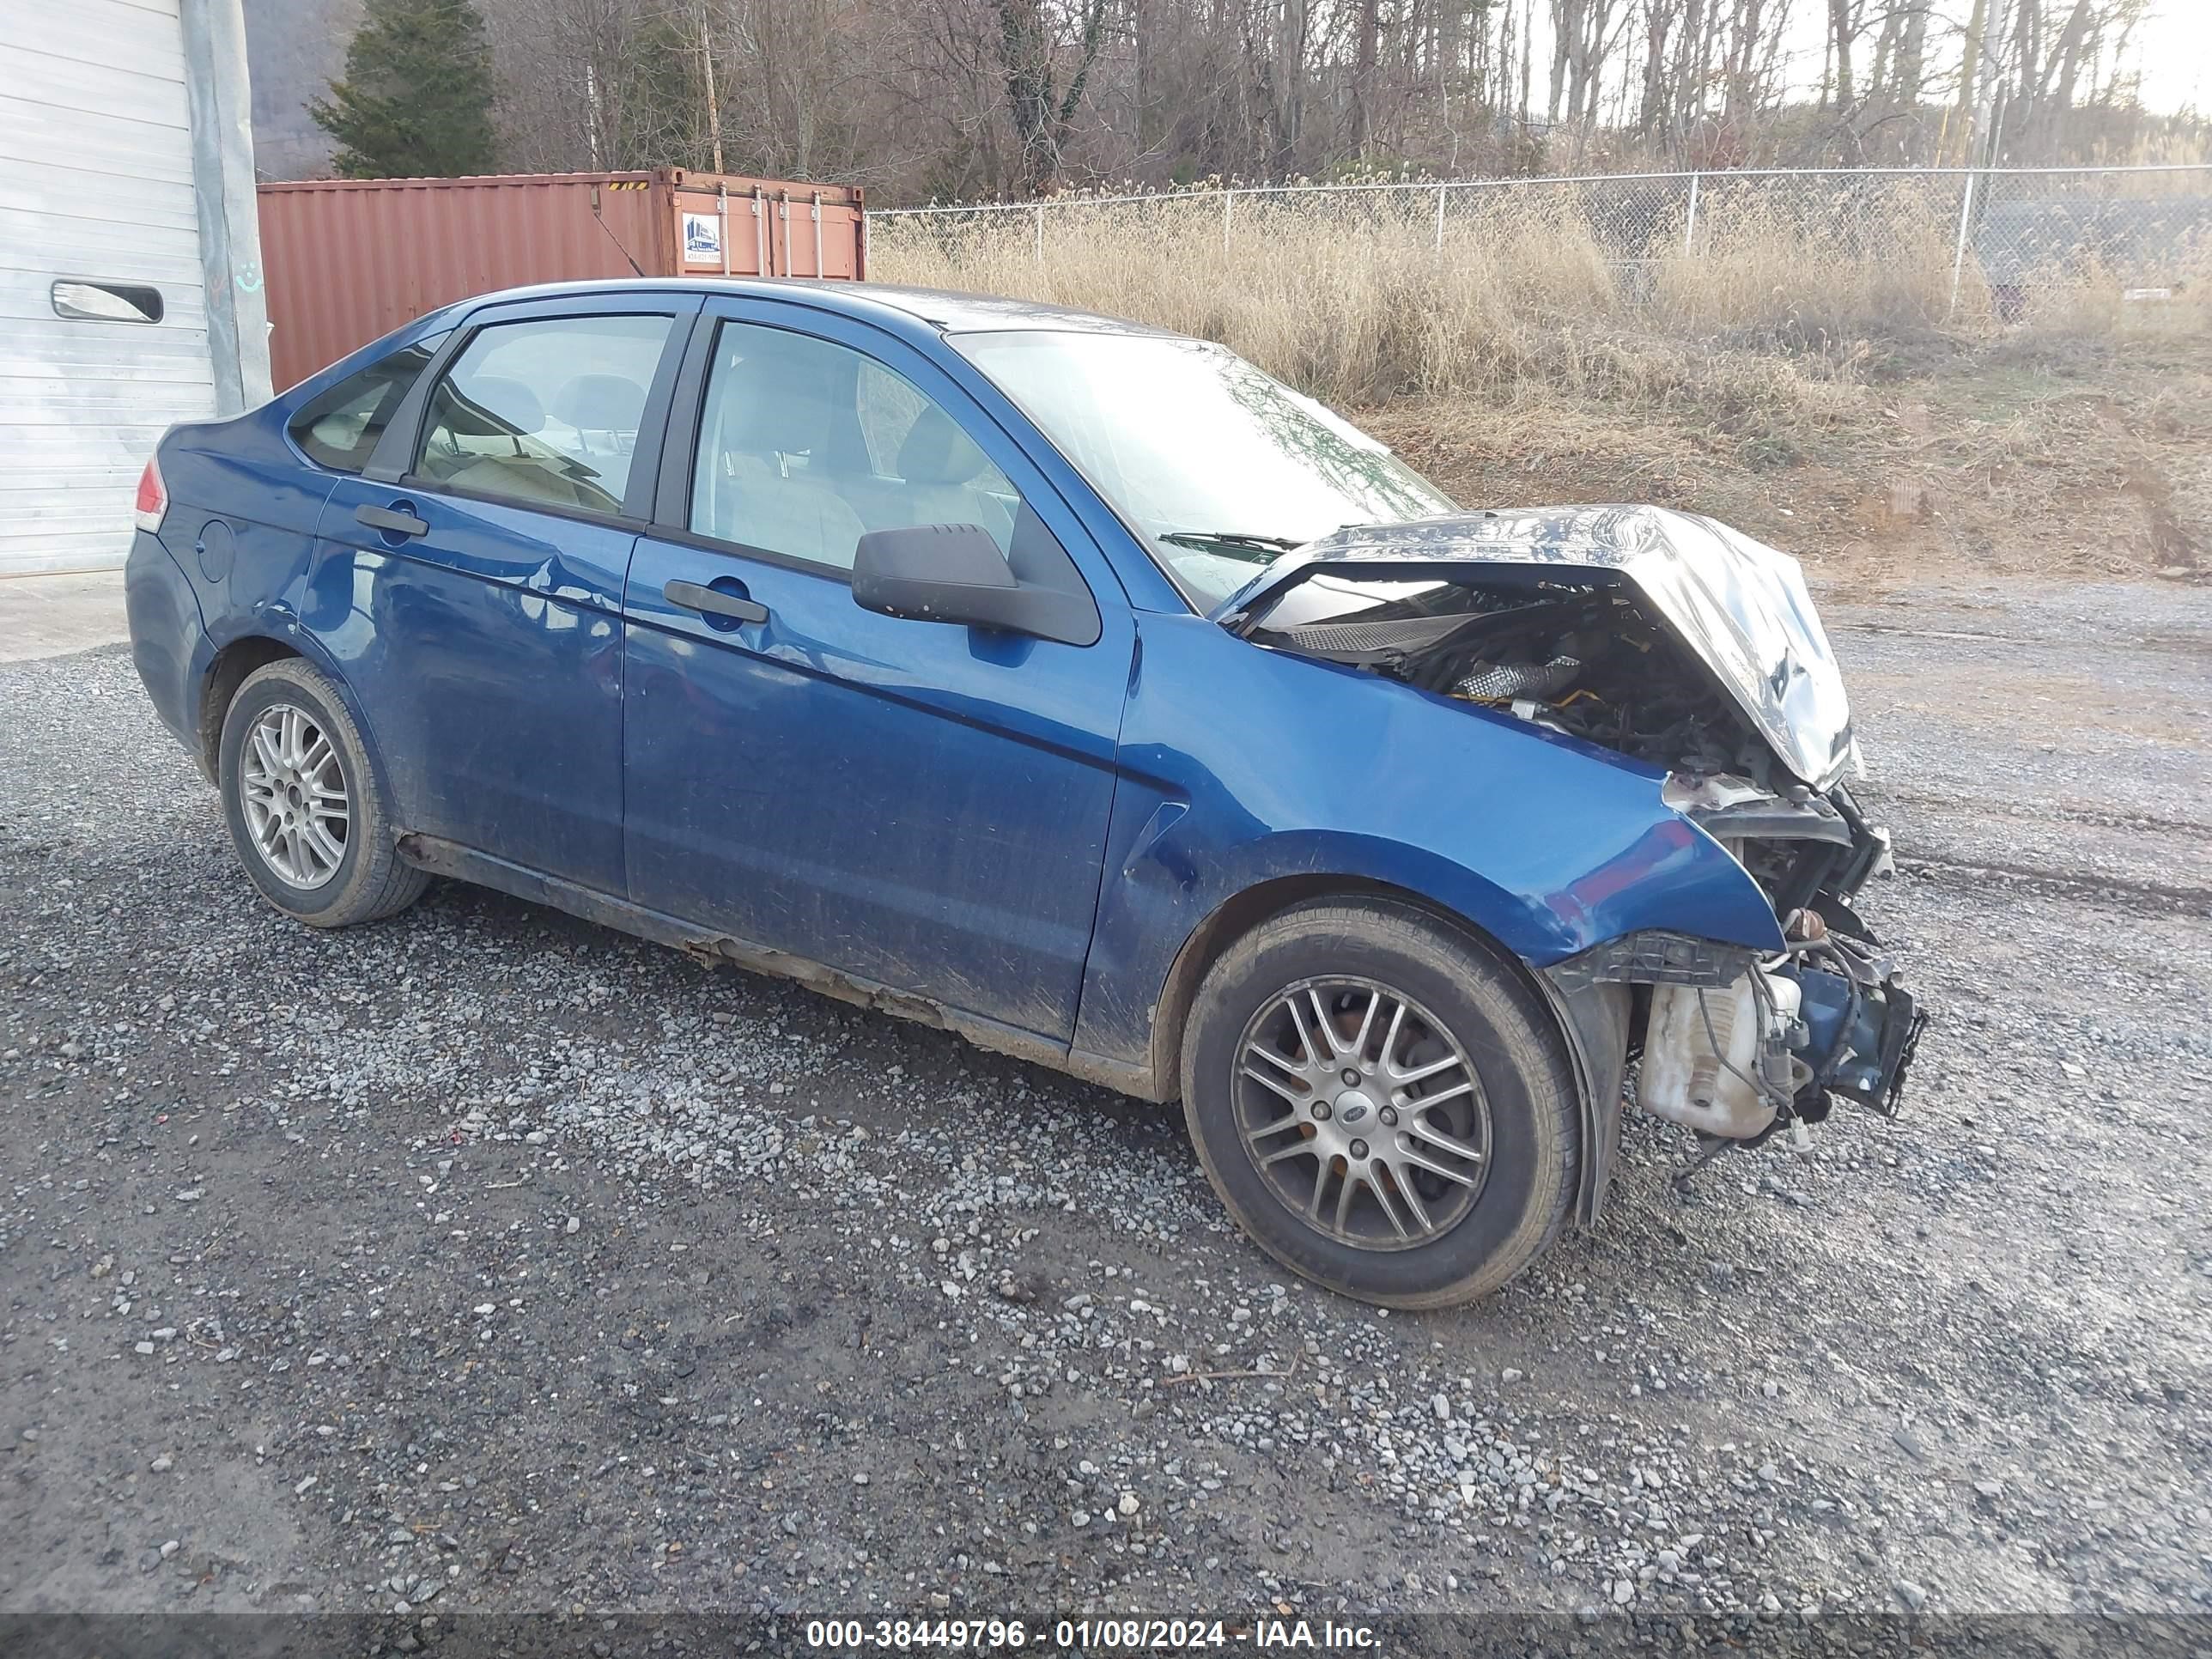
(257, 168), (866, 391)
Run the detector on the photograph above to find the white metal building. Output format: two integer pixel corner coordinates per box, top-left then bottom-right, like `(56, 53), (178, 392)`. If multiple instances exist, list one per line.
(0, 0), (269, 577)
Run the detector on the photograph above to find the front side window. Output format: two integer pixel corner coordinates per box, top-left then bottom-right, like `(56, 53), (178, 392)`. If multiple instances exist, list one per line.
(416, 314), (672, 514)
(690, 321), (1022, 571)
(952, 330), (1456, 610)
(287, 334), (444, 473)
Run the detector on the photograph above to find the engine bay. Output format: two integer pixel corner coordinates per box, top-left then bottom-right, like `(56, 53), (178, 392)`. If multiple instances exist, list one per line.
(1243, 567), (1927, 1146)
(1252, 575), (1756, 769)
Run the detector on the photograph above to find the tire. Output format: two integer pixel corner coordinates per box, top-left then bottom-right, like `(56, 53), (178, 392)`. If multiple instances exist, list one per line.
(216, 658), (428, 928)
(1180, 896), (1580, 1309)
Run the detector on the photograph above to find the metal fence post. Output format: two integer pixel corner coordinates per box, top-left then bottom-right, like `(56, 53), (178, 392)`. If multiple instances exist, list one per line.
(1948, 171), (1978, 313)
(1684, 173), (1701, 254)
(1034, 203), (1045, 266)
(1434, 181), (1447, 252)
(1224, 190), (1233, 252)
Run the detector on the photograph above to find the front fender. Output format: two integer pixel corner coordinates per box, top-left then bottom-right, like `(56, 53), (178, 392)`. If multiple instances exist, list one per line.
(1070, 613), (1783, 1077)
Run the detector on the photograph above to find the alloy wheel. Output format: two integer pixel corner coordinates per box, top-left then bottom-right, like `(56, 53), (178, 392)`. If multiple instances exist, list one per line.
(239, 702), (349, 890)
(1234, 976), (1491, 1250)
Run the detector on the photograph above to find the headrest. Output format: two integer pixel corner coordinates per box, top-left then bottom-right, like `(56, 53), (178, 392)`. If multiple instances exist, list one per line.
(896, 405), (990, 487)
(453, 374), (543, 435)
(551, 374), (647, 433)
(715, 355), (836, 459)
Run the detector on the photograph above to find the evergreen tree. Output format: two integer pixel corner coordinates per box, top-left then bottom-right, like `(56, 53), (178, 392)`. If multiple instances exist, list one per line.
(310, 0), (498, 179)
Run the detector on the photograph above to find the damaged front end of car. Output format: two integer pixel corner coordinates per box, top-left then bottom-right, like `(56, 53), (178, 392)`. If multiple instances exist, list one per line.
(1220, 504), (1929, 1157)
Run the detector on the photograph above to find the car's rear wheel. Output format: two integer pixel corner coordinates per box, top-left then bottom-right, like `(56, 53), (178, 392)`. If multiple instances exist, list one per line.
(1180, 897), (1579, 1308)
(217, 659), (428, 927)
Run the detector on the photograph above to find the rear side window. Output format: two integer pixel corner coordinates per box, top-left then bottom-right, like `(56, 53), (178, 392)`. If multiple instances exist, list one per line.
(415, 314), (673, 516)
(287, 336), (443, 472)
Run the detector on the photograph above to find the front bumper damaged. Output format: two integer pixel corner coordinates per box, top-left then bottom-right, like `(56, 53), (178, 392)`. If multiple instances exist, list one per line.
(1221, 502), (1929, 1203)
(1553, 919), (1927, 1176)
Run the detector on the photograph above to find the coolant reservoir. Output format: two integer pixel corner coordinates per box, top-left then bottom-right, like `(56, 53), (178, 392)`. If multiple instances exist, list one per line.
(1640, 971), (1802, 1139)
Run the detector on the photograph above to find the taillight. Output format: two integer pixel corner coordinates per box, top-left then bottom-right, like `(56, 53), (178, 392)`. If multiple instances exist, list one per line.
(133, 456), (167, 532)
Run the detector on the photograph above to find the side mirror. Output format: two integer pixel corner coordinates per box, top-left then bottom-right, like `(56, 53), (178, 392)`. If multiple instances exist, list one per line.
(852, 523), (1099, 647)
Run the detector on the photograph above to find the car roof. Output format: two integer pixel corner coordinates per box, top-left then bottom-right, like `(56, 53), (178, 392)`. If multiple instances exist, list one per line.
(449, 277), (1173, 338)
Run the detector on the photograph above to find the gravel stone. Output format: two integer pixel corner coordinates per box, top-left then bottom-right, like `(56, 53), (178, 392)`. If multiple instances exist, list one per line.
(2, 586), (2208, 1627)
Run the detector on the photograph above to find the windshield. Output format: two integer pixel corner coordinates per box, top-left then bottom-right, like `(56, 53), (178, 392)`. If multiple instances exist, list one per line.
(951, 329), (1457, 610)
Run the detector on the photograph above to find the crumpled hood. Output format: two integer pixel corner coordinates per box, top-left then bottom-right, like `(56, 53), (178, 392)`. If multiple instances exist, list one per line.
(1217, 505), (1857, 789)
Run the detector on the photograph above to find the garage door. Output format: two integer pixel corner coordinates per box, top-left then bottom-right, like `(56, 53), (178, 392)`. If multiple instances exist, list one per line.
(0, 0), (216, 576)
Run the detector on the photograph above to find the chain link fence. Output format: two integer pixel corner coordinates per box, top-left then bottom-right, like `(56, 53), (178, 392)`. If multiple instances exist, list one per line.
(872, 166), (2212, 315)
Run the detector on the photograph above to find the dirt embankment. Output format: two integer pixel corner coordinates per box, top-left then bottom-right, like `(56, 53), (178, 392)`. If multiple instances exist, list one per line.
(1365, 332), (2212, 594)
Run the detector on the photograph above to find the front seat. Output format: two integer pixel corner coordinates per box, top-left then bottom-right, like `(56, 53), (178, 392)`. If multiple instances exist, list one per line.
(891, 407), (1014, 545)
(701, 362), (868, 568)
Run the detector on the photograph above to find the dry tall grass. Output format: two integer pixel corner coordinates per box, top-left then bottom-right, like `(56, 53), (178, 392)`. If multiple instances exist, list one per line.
(871, 185), (2204, 436)
(874, 191), (1957, 422)
(872, 186), (2212, 581)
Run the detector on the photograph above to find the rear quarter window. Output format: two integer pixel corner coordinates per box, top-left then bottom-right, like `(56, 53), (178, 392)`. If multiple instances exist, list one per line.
(286, 335), (446, 472)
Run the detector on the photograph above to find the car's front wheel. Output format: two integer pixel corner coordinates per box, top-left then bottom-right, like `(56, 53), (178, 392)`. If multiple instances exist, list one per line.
(216, 658), (428, 927)
(1180, 897), (1580, 1308)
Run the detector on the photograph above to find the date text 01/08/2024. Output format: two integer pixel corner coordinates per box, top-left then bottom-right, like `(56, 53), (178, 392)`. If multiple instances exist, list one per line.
(802, 1618), (1383, 1650)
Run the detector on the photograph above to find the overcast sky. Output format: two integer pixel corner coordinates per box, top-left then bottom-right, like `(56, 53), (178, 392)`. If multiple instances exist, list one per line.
(1762, 2), (2211, 118)
(1565, 3), (2210, 121)
(2130, 3), (2209, 115)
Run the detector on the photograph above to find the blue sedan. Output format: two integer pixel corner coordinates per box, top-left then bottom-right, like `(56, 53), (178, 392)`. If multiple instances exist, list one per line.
(125, 278), (1922, 1306)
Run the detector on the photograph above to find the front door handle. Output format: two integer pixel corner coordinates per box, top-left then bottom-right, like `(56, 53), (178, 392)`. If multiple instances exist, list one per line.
(356, 503), (428, 538)
(665, 579), (768, 624)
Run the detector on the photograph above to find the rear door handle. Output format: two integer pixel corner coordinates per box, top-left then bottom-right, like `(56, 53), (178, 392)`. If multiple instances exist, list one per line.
(356, 503), (428, 538)
(664, 579), (768, 624)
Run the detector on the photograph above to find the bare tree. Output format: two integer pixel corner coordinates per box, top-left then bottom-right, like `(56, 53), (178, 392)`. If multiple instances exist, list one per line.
(1826, 0), (1859, 106)
(994, 0), (1112, 193)
(430, 0), (2201, 204)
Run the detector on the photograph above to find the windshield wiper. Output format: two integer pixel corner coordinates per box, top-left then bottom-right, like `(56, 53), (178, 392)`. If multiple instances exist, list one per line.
(1158, 529), (1304, 559)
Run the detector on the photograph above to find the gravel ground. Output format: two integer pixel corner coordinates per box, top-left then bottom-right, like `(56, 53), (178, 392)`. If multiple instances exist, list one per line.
(2, 579), (2207, 1652)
